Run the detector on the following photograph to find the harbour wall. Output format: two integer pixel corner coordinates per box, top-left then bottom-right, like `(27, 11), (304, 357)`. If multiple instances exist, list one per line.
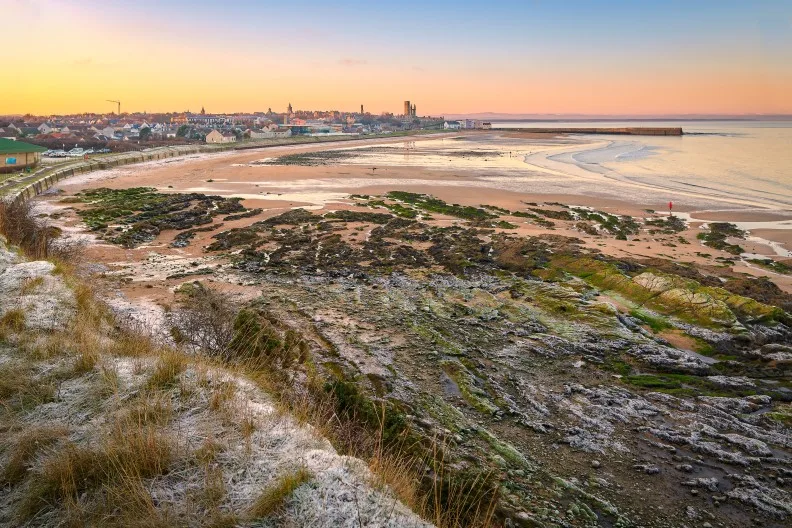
(494, 127), (683, 136)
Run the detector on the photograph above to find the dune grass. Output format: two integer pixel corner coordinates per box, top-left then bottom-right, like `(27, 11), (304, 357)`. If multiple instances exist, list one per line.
(248, 466), (312, 519)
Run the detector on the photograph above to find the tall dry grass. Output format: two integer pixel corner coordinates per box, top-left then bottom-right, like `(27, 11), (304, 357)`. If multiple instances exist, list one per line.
(17, 419), (173, 525)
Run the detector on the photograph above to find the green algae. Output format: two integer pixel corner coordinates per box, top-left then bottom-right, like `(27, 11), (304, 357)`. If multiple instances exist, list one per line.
(478, 428), (536, 472)
(387, 191), (497, 221)
(73, 187), (245, 248)
(629, 308), (671, 332)
(698, 222), (745, 255)
(442, 359), (500, 414)
(551, 256), (784, 329)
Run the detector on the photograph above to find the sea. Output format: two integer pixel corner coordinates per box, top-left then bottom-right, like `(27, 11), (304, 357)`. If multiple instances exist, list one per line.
(242, 120), (791, 214)
(491, 120), (792, 211)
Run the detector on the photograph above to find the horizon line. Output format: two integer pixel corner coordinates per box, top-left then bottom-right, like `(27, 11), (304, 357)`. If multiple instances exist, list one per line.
(3, 111), (792, 119)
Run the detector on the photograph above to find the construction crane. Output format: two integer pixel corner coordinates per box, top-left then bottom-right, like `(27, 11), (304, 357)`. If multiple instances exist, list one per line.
(106, 100), (121, 115)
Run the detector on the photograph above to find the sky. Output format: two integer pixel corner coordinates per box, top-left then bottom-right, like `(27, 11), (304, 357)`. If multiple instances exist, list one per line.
(2, 0), (791, 116)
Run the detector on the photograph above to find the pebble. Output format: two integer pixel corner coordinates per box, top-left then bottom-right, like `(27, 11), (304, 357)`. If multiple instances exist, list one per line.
(591, 460), (601, 469)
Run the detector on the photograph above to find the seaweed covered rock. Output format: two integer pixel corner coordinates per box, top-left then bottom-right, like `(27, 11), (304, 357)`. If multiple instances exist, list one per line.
(75, 188), (248, 248)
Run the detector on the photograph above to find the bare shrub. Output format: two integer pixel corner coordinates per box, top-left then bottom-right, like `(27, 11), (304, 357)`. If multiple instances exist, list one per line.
(48, 236), (88, 267)
(168, 282), (238, 359)
(169, 283), (309, 371)
(0, 198), (54, 259)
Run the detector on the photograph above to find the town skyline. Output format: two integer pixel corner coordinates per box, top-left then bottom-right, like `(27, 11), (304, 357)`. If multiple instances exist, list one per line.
(4, 0), (791, 116)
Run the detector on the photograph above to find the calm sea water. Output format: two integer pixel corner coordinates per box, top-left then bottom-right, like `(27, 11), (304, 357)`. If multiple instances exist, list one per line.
(492, 120), (792, 210)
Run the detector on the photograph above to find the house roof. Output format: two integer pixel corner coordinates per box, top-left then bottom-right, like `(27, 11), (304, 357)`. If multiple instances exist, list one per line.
(0, 138), (48, 154)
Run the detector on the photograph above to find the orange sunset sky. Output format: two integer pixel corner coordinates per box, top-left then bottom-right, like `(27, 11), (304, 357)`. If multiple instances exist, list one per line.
(2, 0), (791, 116)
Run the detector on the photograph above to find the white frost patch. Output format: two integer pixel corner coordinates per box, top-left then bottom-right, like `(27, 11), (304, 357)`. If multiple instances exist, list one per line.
(0, 259), (76, 330)
(281, 463), (431, 528)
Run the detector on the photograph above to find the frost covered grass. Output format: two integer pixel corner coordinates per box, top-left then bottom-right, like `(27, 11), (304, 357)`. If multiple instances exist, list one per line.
(0, 426), (69, 486)
(17, 422), (174, 523)
(0, 242), (432, 527)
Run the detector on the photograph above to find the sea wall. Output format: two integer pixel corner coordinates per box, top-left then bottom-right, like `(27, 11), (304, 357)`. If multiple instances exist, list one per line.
(495, 127), (683, 136)
(5, 132), (443, 202)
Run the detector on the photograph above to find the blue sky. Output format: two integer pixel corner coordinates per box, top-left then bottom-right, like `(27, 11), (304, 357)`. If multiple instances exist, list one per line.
(4, 0), (791, 114)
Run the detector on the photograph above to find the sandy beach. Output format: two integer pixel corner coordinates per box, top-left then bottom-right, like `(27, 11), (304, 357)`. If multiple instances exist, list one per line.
(36, 130), (791, 301)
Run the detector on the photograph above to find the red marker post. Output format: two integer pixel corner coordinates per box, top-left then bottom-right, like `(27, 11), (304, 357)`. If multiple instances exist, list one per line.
(668, 201), (673, 216)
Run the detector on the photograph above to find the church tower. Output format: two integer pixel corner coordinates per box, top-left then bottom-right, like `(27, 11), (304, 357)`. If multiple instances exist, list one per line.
(287, 103), (293, 114)
(200, 106), (206, 115)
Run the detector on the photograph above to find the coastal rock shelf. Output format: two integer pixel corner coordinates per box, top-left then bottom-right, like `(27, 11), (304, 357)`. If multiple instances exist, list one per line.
(53, 188), (792, 527)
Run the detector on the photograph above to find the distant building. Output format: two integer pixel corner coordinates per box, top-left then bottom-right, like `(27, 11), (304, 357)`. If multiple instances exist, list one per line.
(188, 114), (229, 127)
(285, 103), (294, 125)
(205, 129), (236, 144)
(443, 121), (461, 130)
(248, 128), (292, 139)
(0, 138), (47, 173)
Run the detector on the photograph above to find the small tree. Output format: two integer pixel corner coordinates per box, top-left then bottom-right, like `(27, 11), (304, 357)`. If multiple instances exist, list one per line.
(176, 124), (189, 137)
(139, 126), (152, 141)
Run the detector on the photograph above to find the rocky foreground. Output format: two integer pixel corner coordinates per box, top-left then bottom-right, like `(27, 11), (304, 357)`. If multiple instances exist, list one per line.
(29, 187), (792, 526)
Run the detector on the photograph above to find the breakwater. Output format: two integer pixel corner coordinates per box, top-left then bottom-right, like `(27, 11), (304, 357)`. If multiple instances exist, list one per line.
(496, 127), (683, 136)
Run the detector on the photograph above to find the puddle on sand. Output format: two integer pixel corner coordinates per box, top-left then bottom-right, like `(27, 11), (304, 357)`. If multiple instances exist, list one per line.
(227, 192), (351, 207)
